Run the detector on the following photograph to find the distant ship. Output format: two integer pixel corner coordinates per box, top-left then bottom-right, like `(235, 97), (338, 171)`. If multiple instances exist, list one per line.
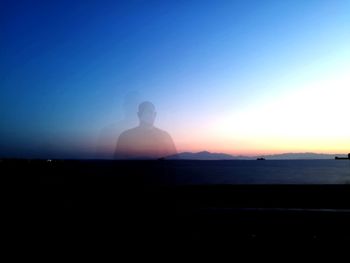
(335, 153), (350, 160)
(257, 157), (266, 161)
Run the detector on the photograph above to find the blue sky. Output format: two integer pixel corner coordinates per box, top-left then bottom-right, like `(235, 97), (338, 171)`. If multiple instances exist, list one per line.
(1, 0), (349, 158)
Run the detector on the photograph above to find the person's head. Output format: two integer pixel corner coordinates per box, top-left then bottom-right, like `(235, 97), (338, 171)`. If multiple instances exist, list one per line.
(138, 101), (156, 126)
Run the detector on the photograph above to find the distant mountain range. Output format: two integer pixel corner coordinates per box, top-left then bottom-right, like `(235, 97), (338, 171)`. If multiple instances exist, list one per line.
(166, 151), (343, 160)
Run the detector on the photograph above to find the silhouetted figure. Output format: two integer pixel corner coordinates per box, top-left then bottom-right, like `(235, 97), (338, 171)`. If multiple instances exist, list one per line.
(348, 153), (350, 159)
(114, 101), (177, 159)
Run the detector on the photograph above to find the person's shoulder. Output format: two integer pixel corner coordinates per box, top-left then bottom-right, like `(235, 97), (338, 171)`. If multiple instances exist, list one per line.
(118, 127), (139, 138)
(153, 127), (172, 138)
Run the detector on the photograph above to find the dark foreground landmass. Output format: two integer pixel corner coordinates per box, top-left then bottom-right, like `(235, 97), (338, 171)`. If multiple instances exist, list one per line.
(2, 159), (350, 254)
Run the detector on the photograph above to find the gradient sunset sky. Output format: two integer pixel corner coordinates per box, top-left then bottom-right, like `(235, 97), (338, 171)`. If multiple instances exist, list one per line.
(1, 0), (349, 158)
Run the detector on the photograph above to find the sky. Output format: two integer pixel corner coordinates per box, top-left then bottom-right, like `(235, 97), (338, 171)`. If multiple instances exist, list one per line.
(1, 0), (349, 158)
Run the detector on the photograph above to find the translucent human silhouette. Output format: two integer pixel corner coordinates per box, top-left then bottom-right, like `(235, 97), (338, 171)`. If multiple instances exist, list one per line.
(114, 101), (177, 159)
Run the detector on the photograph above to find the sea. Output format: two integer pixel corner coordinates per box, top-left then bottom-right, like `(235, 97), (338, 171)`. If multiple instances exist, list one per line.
(4, 158), (349, 185)
(160, 159), (350, 185)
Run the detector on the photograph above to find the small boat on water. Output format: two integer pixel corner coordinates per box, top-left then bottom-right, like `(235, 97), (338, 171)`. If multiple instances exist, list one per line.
(257, 157), (266, 161)
(335, 153), (350, 160)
